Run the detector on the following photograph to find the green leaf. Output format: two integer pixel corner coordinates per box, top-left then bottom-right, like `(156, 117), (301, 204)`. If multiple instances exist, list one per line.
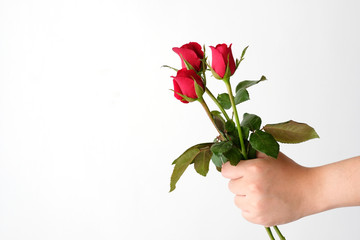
(223, 53), (232, 79)
(225, 120), (236, 132)
(211, 111), (226, 133)
(235, 75), (267, 92)
(211, 110), (221, 116)
(246, 141), (257, 159)
(193, 148), (213, 176)
(170, 90), (197, 103)
(249, 130), (279, 159)
(180, 56), (195, 71)
(234, 88), (250, 105)
(208, 63), (222, 80)
(263, 120), (319, 144)
(223, 146), (243, 166)
(242, 126), (250, 140)
(193, 78), (204, 98)
(217, 93), (231, 110)
(170, 143), (213, 192)
(225, 130), (237, 145)
(240, 46), (249, 60)
(235, 46), (249, 69)
(211, 153), (228, 167)
(210, 141), (233, 154)
(241, 113), (262, 131)
(161, 65), (178, 72)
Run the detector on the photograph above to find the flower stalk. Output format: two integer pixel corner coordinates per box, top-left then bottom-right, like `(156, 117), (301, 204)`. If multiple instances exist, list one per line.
(274, 226), (286, 240)
(223, 77), (247, 159)
(265, 227), (275, 240)
(198, 97), (226, 141)
(205, 87), (230, 121)
(201, 60), (230, 121)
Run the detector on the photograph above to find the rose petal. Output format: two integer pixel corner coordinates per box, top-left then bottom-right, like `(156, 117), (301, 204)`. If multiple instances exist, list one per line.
(172, 79), (188, 103)
(174, 76), (198, 99)
(210, 46), (227, 78)
(228, 44), (236, 75)
(180, 69), (204, 89)
(215, 43), (228, 56)
(182, 42), (204, 59)
(173, 47), (202, 71)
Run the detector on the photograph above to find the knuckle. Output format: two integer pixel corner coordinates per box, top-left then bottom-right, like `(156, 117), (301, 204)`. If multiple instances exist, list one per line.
(234, 195), (241, 208)
(221, 162), (234, 178)
(247, 163), (264, 174)
(228, 179), (235, 191)
(242, 211), (261, 225)
(248, 183), (261, 194)
(244, 212), (269, 226)
(241, 211), (251, 221)
(234, 195), (245, 210)
(254, 215), (269, 226)
(241, 208), (274, 227)
(251, 198), (265, 211)
(228, 179), (240, 194)
(221, 165), (230, 178)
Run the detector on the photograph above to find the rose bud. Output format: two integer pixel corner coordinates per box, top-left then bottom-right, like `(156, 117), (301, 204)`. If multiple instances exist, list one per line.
(172, 69), (204, 103)
(210, 43), (236, 79)
(172, 42), (204, 72)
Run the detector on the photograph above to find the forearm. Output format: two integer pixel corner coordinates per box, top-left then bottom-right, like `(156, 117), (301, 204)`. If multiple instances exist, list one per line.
(305, 156), (360, 216)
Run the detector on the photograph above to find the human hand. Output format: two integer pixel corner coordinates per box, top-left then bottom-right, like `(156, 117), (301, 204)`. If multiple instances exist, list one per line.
(221, 152), (313, 227)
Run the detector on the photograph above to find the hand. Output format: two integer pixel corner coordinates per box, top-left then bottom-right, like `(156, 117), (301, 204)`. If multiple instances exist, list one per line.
(221, 152), (312, 227)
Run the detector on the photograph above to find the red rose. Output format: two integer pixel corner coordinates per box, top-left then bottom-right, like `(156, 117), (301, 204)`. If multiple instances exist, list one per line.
(172, 69), (204, 103)
(210, 43), (236, 79)
(172, 42), (204, 72)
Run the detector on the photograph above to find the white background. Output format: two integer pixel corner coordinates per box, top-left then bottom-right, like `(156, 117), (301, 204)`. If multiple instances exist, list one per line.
(1, 0), (360, 239)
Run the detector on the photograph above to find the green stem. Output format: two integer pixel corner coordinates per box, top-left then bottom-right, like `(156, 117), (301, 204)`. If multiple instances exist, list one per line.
(265, 227), (275, 240)
(198, 97), (226, 141)
(223, 78), (247, 159)
(273, 225), (286, 240)
(205, 87), (230, 121)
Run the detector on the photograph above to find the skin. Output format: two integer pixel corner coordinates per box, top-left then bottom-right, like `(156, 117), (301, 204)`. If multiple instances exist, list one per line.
(221, 152), (360, 227)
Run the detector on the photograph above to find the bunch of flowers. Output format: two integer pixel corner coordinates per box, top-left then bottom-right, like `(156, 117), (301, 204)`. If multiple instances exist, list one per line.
(165, 42), (319, 239)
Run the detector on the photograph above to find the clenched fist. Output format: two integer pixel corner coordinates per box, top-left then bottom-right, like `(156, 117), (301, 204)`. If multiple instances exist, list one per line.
(222, 152), (360, 227)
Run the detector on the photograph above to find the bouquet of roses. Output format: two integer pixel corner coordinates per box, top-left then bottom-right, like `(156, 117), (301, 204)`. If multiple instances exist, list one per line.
(164, 42), (319, 239)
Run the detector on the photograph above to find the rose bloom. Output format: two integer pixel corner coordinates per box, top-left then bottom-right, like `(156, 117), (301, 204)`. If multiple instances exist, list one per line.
(173, 42), (204, 72)
(210, 43), (236, 79)
(172, 69), (204, 103)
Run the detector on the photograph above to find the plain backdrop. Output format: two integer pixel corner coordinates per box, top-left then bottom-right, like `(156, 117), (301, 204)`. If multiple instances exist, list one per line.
(1, 0), (360, 239)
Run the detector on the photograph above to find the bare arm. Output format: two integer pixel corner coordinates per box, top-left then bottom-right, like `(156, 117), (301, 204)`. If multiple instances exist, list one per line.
(221, 152), (360, 227)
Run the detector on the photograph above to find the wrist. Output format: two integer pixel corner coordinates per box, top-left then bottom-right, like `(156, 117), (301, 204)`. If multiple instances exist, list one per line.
(296, 166), (331, 219)
(300, 165), (341, 218)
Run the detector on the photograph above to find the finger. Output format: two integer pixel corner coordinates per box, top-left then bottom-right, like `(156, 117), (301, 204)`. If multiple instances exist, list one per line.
(221, 161), (245, 179)
(235, 197), (263, 226)
(241, 210), (258, 225)
(228, 178), (246, 195)
(234, 194), (248, 212)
